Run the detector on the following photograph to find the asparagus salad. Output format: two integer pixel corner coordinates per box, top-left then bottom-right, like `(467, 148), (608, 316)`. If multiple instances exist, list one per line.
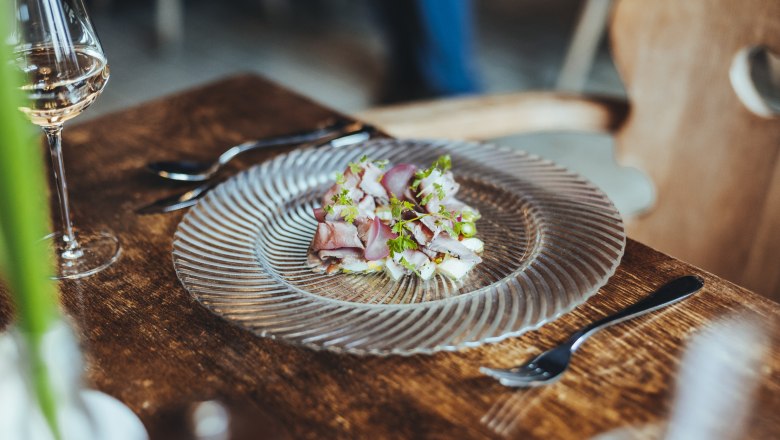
(308, 154), (484, 281)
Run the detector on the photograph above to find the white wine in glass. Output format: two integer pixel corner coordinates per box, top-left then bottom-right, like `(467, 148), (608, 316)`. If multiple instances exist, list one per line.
(17, 46), (109, 126)
(13, 0), (119, 279)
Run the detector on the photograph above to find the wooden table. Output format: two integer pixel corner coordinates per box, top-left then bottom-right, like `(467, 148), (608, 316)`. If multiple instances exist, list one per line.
(1, 75), (778, 439)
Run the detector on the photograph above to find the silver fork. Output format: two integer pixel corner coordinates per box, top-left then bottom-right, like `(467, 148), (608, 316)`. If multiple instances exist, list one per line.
(481, 275), (705, 387)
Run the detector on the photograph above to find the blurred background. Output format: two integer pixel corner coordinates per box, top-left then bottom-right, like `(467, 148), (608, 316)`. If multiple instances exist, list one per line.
(77, 0), (780, 301)
(84, 0), (651, 242)
(85, 0), (624, 117)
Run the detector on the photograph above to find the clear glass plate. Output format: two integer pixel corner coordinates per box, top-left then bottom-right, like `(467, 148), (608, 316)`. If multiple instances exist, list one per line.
(172, 138), (626, 355)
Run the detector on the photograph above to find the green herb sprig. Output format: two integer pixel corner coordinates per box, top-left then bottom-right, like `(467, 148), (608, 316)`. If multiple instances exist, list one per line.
(0, 25), (61, 438)
(398, 256), (421, 276)
(327, 189), (359, 223)
(420, 182), (446, 206)
(412, 154), (452, 190)
(386, 197), (422, 256)
(348, 155), (389, 174)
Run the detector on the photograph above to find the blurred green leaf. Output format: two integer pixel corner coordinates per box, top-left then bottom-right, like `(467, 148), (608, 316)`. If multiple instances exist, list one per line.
(0, 12), (62, 439)
(0, 225), (6, 272)
(0, 24), (57, 340)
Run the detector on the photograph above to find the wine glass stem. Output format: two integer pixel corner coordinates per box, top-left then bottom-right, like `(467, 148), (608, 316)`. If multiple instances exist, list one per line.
(44, 125), (82, 259)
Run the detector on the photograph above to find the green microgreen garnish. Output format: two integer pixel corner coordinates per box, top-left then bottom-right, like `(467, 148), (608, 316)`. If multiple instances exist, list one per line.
(335, 171), (346, 185)
(437, 205), (453, 219)
(388, 235), (418, 256)
(434, 183), (445, 200)
(341, 205), (359, 223)
(331, 188), (350, 205)
(432, 154), (452, 172)
(461, 209), (480, 222)
(347, 155), (388, 174)
(411, 154), (452, 190)
(326, 189), (359, 223)
(387, 196), (423, 256)
(441, 222), (457, 238)
(419, 183), (446, 206)
(398, 256), (421, 276)
(390, 196), (415, 219)
(436, 205), (473, 238)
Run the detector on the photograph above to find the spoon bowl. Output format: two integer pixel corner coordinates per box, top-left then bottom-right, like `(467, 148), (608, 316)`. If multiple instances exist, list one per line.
(137, 128), (377, 214)
(146, 160), (217, 182)
(146, 119), (360, 182)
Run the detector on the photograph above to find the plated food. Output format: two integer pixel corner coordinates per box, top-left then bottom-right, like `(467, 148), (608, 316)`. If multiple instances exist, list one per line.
(174, 138), (626, 354)
(308, 155), (484, 280)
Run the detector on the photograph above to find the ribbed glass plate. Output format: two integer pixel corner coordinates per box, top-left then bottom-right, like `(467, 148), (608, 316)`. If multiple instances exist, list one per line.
(172, 139), (625, 355)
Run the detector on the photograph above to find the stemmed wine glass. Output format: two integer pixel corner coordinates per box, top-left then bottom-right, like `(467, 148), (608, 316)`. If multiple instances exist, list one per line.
(12, 0), (119, 279)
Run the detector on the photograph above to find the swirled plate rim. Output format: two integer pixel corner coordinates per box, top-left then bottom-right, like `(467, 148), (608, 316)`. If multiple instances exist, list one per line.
(172, 138), (626, 356)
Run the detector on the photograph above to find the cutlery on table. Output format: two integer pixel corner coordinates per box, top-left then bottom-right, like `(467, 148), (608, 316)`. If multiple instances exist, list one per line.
(481, 275), (705, 387)
(136, 126), (377, 215)
(136, 181), (219, 215)
(146, 119), (363, 182)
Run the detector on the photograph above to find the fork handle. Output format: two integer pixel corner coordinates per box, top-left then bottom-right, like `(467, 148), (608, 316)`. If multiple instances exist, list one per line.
(569, 275), (704, 351)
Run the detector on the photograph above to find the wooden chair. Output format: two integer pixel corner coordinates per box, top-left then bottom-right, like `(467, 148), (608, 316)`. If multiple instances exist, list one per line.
(356, 0), (780, 301)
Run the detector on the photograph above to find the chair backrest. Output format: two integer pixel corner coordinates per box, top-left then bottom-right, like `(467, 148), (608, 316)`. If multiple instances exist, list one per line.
(610, 0), (780, 299)
(357, 0), (780, 300)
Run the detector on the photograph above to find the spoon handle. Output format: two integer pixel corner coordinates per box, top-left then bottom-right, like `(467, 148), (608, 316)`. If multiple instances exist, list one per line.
(217, 119), (359, 166)
(137, 128), (376, 215)
(569, 275), (704, 350)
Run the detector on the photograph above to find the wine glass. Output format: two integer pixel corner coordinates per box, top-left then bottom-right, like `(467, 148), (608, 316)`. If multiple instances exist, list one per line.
(11, 0), (119, 279)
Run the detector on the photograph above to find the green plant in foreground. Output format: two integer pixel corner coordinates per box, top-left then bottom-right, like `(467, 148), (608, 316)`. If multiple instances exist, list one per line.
(0, 16), (63, 440)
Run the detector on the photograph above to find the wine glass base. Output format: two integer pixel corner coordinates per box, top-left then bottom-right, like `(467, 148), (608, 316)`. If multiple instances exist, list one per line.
(46, 230), (121, 280)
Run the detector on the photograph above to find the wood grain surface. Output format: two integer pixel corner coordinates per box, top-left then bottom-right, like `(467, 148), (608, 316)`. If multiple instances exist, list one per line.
(0, 75), (778, 439)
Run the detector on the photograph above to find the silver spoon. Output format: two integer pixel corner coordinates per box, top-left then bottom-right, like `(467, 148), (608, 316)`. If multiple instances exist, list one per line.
(136, 127), (377, 215)
(146, 119), (362, 182)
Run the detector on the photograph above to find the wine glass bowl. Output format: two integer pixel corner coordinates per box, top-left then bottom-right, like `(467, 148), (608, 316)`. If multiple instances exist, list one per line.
(16, 46), (109, 126)
(12, 0), (119, 279)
